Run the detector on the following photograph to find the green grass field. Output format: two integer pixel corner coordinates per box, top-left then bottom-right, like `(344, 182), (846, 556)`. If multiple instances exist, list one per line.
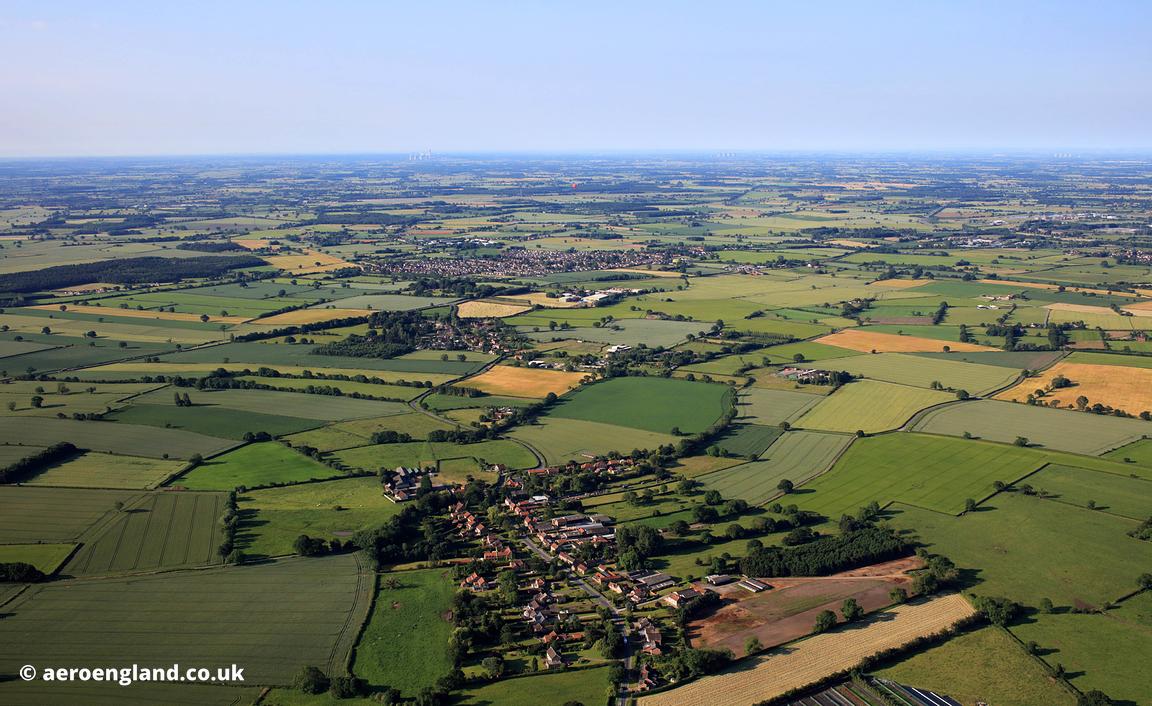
(549, 376), (732, 434)
(352, 569), (456, 697)
(239, 375), (426, 401)
(910, 399), (1151, 455)
(0, 554), (372, 686)
(285, 413), (456, 452)
(177, 442), (343, 490)
(0, 417), (236, 459)
(798, 433), (1046, 518)
(62, 491), (226, 575)
(891, 494), (1152, 607)
(796, 380), (953, 433)
(457, 666), (611, 706)
(1027, 464), (1152, 520)
(421, 392), (536, 411)
(0, 543), (76, 574)
(0, 486), (141, 543)
(1010, 607), (1152, 705)
(699, 431), (852, 505)
(23, 451), (185, 489)
(509, 417), (676, 465)
(237, 477), (403, 558)
(877, 626), (1075, 706)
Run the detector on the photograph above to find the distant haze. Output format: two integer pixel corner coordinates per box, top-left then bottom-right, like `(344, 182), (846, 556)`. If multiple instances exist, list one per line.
(1, 0), (1150, 157)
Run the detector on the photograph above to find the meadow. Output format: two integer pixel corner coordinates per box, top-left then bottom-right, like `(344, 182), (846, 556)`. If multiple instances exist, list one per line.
(0, 542), (77, 574)
(1027, 463), (1152, 520)
(237, 477), (403, 558)
(817, 352), (1021, 394)
(177, 442), (342, 490)
(334, 438), (538, 472)
(352, 568), (456, 697)
(457, 667), (611, 706)
(890, 494), (1152, 607)
(797, 433), (1046, 518)
(877, 626), (1076, 706)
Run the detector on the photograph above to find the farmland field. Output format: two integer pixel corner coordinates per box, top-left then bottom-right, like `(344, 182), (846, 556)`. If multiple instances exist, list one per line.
(995, 361), (1152, 415)
(714, 423), (783, 458)
(1010, 608), (1152, 705)
(877, 626), (1076, 706)
(22, 451), (184, 489)
(458, 666), (610, 706)
(734, 387), (821, 425)
(816, 352), (1021, 394)
(108, 403), (322, 440)
(1027, 464), (1152, 519)
(815, 329), (996, 353)
(796, 380), (953, 433)
(352, 568), (456, 697)
(0, 554), (373, 686)
(797, 433), (1046, 518)
(334, 438), (538, 472)
(237, 477), (402, 558)
(890, 495), (1152, 607)
(0, 418), (236, 459)
(910, 399), (1150, 455)
(549, 376), (732, 434)
(463, 364), (585, 398)
(130, 387), (412, 421)
(700, 431), (852, 505)
(508, 417), (676, 465)
(62, 491), (227, 575)
(0, 486), (141, 543)
(639, 594), (978, 706)
(176, 442), (343, 490)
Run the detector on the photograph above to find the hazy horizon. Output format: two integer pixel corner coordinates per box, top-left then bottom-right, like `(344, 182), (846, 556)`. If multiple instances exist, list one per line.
(2, 0), (1150, 157)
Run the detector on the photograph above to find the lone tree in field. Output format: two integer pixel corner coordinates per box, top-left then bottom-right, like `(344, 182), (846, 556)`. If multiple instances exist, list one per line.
(777, 479), (794, 494)
(293, 666), (329, 695)
(965, 498), (978, 513)
(813, 609), (837, 633)
(1014, 436), (1030, 447)
(841, 597), (863, 622)
(745, 636), (762, 655)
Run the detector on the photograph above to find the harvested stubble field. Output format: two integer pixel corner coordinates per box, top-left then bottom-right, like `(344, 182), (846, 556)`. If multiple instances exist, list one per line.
(796, 380), (953, 433)
(456, 298), (532, 318)
(463, 364), (585, 398)
(815, 329), (997, 353)
(639, 594), (977, 706)
(995, 361), (1152, 415)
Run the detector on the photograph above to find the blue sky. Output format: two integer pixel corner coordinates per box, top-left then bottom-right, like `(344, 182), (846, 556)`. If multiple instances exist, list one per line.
(1, 1), (1149, 156)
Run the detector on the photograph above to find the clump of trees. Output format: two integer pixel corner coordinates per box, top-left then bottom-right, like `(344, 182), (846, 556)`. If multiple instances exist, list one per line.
(0, 562), (47, 582)
(740, 527), (908, 578)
